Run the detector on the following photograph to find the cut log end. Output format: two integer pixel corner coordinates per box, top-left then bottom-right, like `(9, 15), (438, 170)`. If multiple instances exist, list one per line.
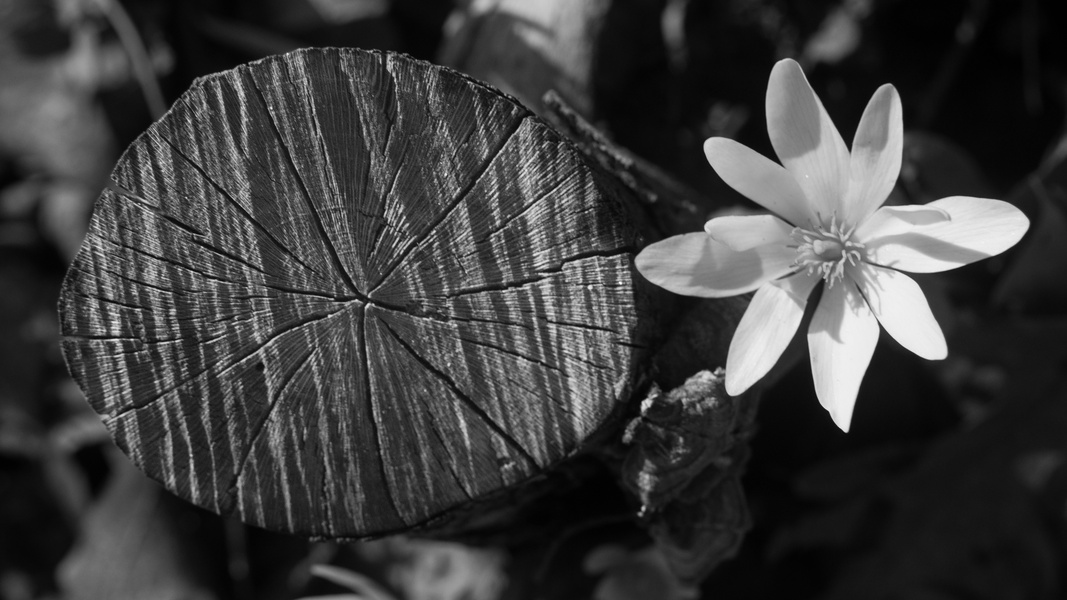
(59, 47), (658, 538)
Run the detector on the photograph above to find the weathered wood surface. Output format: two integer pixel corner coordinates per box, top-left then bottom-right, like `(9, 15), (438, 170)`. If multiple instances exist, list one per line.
(622, 369), (754, 584)
(58, 47), (652, 538)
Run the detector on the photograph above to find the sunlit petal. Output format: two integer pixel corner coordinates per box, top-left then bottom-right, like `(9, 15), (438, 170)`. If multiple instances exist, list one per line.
(766, 59), (850, 220)
(807, 281), (880, 432)
(854, 263), (946, 360)
(853, 204), (951, 241)
(725, 271), (821, 395)
(863, 196), (1030, 272)
(704, 214), (794, 251)
(635, 233), (798, 298)
(845, 84), (903, 224)
(703, 137), (812, 225)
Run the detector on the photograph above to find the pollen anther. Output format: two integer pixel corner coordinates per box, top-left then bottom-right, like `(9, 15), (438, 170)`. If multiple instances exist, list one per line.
(791, 216), (865, 286)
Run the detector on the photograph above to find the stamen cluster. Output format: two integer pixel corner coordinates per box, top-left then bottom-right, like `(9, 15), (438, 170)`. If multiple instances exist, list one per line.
(790, 215), (865, 286)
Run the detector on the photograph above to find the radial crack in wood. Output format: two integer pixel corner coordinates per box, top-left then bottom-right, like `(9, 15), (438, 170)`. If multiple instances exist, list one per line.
(59, 48), (652, 537)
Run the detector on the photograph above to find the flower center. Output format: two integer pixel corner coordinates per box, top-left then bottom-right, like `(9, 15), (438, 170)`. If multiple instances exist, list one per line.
(790, 216), (865, 286)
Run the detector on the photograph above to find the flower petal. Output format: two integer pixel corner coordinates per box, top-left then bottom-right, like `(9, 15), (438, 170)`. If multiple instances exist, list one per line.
(854, 263), (946, 360)
(807, 280), (880, 432)
(845, 84), (903, 224)
(725, 271), (821, 395)
(704, 214), (794, 251)
(766, 59), (850, 221)
(635, 233), (797, 298)
(703, 137), (812, 225)
(862, 196), (1030, 273)
(853, 204), (951, 241)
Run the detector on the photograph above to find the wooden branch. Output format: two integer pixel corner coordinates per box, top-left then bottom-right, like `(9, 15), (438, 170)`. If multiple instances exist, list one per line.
(621, 369), (755, 584)
(541, 90), (712, 239)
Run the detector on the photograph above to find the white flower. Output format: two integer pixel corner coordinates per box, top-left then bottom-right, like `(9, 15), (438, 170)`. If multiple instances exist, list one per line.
(635, 59), (1029, 432)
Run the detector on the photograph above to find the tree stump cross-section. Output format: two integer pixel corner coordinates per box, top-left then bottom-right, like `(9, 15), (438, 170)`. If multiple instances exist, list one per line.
(59, 48), (651, 538)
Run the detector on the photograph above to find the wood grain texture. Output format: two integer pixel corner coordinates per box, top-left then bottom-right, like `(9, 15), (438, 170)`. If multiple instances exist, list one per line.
(58, 48), (649, 537)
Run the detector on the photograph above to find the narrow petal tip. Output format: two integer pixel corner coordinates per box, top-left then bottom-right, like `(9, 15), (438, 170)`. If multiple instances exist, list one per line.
(702, 137), (813, 226)
(766, 57), (851, 218)
(769, 58), (805, 82)
(725, 272), (819, 395)
(830, 407), (852, 433)
(724, 372), (749, 397)
(855, 264), (948, 360)
(808, 283), (880, 434)
(844, 82), (904, 224)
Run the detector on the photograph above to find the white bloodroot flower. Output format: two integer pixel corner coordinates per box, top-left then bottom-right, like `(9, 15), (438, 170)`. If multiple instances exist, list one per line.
(635, 59), (1030, 432)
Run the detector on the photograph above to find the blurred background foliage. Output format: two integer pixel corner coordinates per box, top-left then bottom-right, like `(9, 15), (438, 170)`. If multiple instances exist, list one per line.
(1, 0), (1066, 599)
